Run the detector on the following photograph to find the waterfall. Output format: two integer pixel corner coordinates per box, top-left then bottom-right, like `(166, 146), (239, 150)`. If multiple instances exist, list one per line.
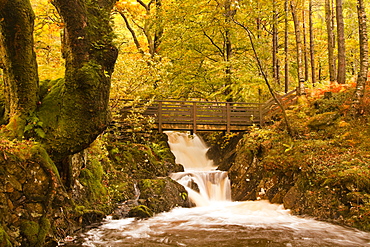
(165, 131), (231, 206)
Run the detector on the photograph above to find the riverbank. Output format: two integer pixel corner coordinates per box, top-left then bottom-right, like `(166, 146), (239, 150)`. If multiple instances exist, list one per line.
(207, 83), (370, 231)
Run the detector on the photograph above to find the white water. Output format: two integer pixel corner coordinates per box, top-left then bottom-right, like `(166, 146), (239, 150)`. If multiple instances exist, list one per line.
(167, 131), (231, 206)
(78, 131), (370, 246)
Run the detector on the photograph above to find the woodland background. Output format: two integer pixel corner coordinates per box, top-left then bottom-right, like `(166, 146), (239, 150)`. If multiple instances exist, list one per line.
(30, 0), (369, 103)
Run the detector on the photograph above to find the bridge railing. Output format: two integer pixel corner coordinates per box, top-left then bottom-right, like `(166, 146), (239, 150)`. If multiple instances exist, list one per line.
(118, 89), (297, 133)
(144, 100), (263, 132)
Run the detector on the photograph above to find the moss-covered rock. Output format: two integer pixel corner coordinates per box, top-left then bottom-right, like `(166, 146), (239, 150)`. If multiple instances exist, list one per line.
(307, 112), (340, 130)
(138, 177), (190, 213)
(128, 205), (153, 218)
(0, 225), (12, 247)
(20, 217), (50, 247)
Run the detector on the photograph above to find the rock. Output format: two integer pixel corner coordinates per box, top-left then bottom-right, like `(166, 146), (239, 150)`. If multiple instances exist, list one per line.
(307, 112), (340, 130)
(283, 186), (300, 209)
(128, 205), (153, 218)
(81, 210), (105, 226)
(138, 177), (190, 213)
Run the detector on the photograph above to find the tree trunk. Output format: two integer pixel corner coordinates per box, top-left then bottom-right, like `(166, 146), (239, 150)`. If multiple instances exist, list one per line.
(302, 9), (309, 82)
(336, 0), (346, 84)
(224, 0), (234, 101)
(291, 1), (305, 95)
(352, 0), (368, 110)
(284, 0), (289, 93)
(39, 0), (118, 162)
(325, 0), (336, 82)
(0, 0), (39, 137)
(153, 0), (164, 56)
(272, 0), (279, 86)
(309, 0), (317, 86)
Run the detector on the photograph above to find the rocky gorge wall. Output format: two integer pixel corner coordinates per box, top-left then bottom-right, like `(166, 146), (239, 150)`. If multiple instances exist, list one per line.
(0, 140), (68, 246)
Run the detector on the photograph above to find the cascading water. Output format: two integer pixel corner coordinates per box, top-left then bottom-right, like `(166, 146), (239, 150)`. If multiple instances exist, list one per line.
(79, 131), (370, 247)
(166, 131), (231, 206)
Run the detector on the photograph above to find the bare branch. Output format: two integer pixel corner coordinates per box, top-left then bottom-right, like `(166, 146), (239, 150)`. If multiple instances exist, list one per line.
(233, 19), (293, 136)
(202, 30), (225, 58)
(118, 10), (144, 55)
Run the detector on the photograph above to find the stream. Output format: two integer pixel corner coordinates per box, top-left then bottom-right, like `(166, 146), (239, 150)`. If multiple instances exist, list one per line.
(77, 132), (370, 246)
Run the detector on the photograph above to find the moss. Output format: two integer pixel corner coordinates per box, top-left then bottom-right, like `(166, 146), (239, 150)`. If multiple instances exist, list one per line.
(20, 218), (50, 247)
(37, 78), (65, 132)
(0, 226), (12, 247)
(30, 144), (60, 176)
(139, 179), (167, 197)
(307, 112), (340, 130)
(78, 156), (109, 212)
(128, 205), (153, 218)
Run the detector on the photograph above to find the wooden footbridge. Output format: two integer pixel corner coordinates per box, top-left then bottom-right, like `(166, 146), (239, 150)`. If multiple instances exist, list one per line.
(120, 90), (297, 133)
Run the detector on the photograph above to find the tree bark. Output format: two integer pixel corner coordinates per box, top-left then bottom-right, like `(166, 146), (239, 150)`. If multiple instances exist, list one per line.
(336, 0), (346, 84)
(309, 0), (317, 86)
(224, 0), (234, 101)
(302, 9), (309, 82)
(291, 1), (305, 95)
(352, 0), (368, 110)
(0, 0), (39, 137)
(272, 0), (279, 86)
(325, 0), (336, 82)
(284, 0), (289, 93)
(39, 0), (118, 161)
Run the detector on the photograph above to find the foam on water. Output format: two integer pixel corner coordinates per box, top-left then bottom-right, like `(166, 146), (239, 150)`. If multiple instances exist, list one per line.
(82, 200), (370, 246)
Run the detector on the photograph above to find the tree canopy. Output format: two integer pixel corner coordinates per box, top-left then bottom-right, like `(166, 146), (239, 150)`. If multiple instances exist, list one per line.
(0, 0), (369, 173)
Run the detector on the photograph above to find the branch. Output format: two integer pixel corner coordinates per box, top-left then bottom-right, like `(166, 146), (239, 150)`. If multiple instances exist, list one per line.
(136, 0), (155, 11)
(234, 19), (293, 136)
(202, 30), (225, 58)
(118, 10), (145, 55)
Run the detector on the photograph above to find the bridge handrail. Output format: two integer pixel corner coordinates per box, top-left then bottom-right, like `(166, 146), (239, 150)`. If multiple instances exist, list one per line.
(118, 99), (264, 105)
(116, 89), (297, 132)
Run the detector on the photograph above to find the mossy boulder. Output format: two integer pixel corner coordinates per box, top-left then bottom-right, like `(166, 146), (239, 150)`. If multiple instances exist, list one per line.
(20, 217), (50, 247)
(0, 225), (11, 247)
(138, 177), (190, 213)
(307, 112), (340, 130)
(128, 205), (153, 218)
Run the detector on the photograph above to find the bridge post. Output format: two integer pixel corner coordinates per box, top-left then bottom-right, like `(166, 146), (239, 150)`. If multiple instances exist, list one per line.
(259, 103), (263, 126)
(158, 101), (163, 132)
(192, 102), (197, 133)
(226, 103), (231, 133)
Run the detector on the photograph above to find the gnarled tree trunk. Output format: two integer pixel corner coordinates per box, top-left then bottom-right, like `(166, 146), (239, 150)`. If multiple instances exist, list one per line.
(41, 0), (118, 160)
(0, 0), (118, 178)
(0, 0), (39, 137)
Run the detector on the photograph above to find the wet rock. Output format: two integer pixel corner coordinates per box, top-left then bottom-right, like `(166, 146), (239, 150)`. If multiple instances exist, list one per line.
(81, 210), (105, 226)
(228, 143), (261, 201)
(283, 186), (300, 209)
(138, 177), (190, 213)
(128, 205), (153, 218)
